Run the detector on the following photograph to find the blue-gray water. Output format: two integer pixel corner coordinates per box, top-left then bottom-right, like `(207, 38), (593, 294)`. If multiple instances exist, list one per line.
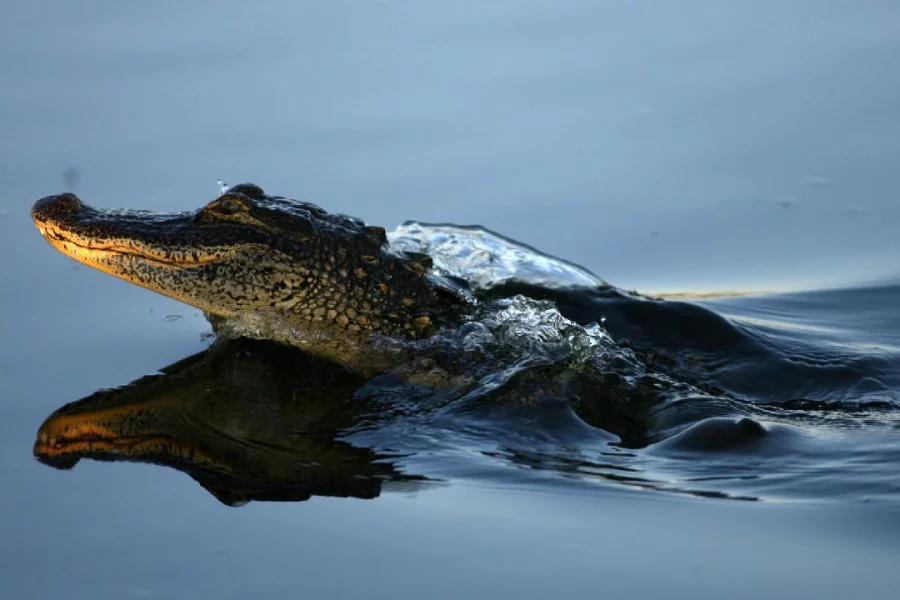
(2, 1), (900, 599)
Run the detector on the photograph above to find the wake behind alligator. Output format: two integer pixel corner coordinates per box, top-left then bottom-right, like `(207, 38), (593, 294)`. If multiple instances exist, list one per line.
(30, 184), (900, 504)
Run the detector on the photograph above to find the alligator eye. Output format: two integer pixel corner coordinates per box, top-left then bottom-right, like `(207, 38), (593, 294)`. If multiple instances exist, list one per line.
(214, 196), (247, 216)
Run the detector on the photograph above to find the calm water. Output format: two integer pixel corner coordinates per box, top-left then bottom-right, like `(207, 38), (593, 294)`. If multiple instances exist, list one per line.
(3, 1), (900, 598)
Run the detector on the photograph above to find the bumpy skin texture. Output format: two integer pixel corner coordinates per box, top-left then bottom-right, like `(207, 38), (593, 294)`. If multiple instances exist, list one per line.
(31, 184), (468, 371)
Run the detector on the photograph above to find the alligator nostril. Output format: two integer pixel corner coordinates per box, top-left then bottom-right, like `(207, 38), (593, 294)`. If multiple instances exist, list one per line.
(31, 193), (84, 221)
(54, 193), (83, 214)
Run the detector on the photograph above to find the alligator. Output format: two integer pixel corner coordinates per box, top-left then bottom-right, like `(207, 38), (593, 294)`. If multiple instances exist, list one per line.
(32, 185), (775, 501)
(31, 183), (470, 373)
(31, 183), (732, 395)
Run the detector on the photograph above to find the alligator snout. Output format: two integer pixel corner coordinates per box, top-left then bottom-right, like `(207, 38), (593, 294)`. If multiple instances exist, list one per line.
(31, 193), (83, 222)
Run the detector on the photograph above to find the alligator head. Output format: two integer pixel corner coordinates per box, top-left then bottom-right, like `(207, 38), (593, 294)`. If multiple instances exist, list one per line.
(31, 184), (468, 370)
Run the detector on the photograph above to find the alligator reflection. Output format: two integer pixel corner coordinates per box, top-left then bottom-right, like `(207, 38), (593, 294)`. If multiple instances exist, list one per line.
(34, 339), (429, 506)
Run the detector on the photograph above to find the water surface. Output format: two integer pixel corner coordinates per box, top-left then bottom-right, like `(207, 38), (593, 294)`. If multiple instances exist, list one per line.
(2, 1), (900, 598)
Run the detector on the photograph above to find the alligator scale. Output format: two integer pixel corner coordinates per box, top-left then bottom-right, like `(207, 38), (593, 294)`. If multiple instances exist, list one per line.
(32, 184), (469, 373)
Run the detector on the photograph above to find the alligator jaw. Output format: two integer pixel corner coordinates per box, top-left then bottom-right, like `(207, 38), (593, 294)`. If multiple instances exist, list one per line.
(30, 192), (269, 317)
(34, 220), (227, 268)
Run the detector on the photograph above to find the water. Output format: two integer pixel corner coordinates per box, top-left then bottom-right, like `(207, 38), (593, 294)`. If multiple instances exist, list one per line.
(3, 1), (900, 598)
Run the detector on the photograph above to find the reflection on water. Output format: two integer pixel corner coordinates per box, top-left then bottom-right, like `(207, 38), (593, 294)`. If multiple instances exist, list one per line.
(34, 339), (429, 505)
(27, 334), (766, 504)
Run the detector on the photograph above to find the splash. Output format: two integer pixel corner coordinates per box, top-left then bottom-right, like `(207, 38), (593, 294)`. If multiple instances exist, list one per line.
(388, 222), (609, 293)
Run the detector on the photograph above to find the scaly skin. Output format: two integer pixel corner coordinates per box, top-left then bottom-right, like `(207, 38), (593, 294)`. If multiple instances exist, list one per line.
(31, 184), (468, 372)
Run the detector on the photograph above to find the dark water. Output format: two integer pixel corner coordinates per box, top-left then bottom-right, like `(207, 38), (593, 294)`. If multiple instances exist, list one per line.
(3, 1), (900, 599)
